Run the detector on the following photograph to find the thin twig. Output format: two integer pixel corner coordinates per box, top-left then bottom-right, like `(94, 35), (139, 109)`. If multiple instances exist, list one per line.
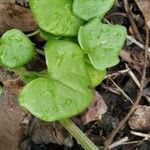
(125, 64), (140, 88)
(127, 35), (150, 53)
(36, 48), (45, 56)
(122, 141), (141, 145)
(109, 137), (129, 149)
(102, 84), (120, 95)
(126, 64), (150, 103)
(105, 69), (130, 78)
(108, 77), (133, 104)
(26, 29), (40, 37)
(123, 0), (143, 43)
(126, 35), (145, 49)
(103, 26), (149, 150)
(130, 131), (150, 139)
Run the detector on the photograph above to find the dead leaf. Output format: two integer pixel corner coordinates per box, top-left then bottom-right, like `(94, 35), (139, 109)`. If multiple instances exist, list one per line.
(75, 90), (107, 125)
(120, 49), (144, 72)
(0, 2), (37, 35)
(0, 68), (73, 149)
(0, 68), (30, 150)
(135, 0), (150, 30)
(128, 105), (150, 131)
(0, 0), (28, 6)
(30, 118), (73, 147)
(0, 0), (15, 3)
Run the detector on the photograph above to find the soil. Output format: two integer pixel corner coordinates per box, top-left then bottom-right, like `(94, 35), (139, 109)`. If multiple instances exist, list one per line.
(0, 0), (150, 150)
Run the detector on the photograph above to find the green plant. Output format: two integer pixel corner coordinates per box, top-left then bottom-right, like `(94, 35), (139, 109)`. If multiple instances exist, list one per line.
(0, 0), (127, 149)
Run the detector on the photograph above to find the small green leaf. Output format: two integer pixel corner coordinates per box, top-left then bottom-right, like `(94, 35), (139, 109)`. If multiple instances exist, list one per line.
(78, 18), (127, 70)
(19, 40), (92, 121)
(29, 0), (84, 36)
(73, 0), (115, 20)
(19, 71), (41, 83)
(0, 29), (35, 68)
(40, 29), (62, 41)
(87, 63), (106, 87)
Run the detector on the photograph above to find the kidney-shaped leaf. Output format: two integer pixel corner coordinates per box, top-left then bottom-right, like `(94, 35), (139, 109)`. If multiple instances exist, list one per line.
(78, 18), (127, 70)
(19, 40), (92, 121)
(29, 0), (84, 36)
(73, 0), (115, 21)
(0, 29), (35, 68)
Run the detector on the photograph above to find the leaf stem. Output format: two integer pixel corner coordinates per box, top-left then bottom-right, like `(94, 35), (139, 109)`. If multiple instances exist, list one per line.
(26, 29), (40, 37)
(60, 119), (99, 150)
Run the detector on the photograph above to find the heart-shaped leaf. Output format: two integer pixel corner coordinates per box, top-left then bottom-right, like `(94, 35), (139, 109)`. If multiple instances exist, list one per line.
(78, 18), (127, 70)
(19, 40), (92, 121)
(0, 29), (35, 68)
(29, 0), (84, 36)
(73, 0), (115, 21)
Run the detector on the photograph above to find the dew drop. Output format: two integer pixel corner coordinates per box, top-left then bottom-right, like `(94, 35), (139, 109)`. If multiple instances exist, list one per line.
(52, 106), (58, 112)
(63, 99), (72, 108)
(65, 3), (70, 10)
(42, 114), (49, 121)
(101, 40), (107, 44)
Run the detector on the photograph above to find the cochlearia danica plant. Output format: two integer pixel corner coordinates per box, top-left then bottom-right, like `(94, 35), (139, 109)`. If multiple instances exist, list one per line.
(0, 0), (127, 149)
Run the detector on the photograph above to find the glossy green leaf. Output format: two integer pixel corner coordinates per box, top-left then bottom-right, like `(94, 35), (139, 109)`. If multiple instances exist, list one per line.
(78, 18), (127, 70)
(87, 63), (106, 87)
(0, 29), (35, 68)
(73, 0), (115, 20)
(29, 0), (84, 36)
(19, 40), (92, 121)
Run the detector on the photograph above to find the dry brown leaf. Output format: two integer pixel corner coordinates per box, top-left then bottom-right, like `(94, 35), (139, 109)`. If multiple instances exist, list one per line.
(0, 0), (28, 6)
(0, 68), (72, 149)
(0, 2), (37, 34)
(135, 0), (150, 29)
(120, 49), (144, 72)
(75, 90), (107, 125)
(29, 118), (73, 147)
(128, 105), (150, 131)
(0, 68), (30, 150)
(0, 0), (15, 3)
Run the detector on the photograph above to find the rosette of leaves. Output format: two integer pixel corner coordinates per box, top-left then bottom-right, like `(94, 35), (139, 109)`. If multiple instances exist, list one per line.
(19, 40), (93, 121)
(0, 0), (127, 149)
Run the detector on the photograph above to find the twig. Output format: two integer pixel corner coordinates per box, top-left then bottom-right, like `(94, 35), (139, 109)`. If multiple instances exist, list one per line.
(125, 64), (140, 88)
(103, 26), (149, 150)
(127, 35), (150, 54)
(123, 140), (141, 145)
(108, 77), (133, 104)
(123, 0), (143, 43)
(26, 29), (40, 37)
(105, 69), (130, 78)
(109, 137), (129, 149)
(36, 48), (45, 56)
(102, 84), (120, 95)
(130, 131), (150, 139)
(126, 35), (145, 49)
(126, 64), (150, 103)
